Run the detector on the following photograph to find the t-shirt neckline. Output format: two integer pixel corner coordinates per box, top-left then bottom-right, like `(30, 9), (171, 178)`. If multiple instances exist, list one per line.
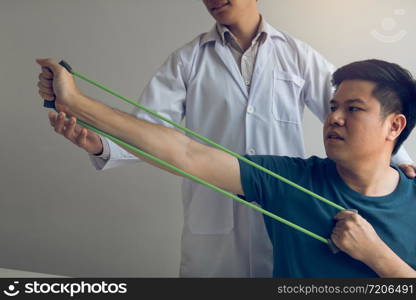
(326, 158), (406, 204)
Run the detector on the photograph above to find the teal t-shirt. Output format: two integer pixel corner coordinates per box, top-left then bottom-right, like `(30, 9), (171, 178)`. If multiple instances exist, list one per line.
(239, 155), (416, 277)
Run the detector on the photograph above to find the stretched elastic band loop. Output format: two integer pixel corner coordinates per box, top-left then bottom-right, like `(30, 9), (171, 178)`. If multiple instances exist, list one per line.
(42, 60), (360, 250)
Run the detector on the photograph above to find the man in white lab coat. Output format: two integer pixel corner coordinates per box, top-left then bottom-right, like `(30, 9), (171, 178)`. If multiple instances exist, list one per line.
(43, 0), (415, 277)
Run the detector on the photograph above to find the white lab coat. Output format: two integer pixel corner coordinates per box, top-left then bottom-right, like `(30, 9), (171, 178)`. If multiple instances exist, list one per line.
(90, 22), (412, 277)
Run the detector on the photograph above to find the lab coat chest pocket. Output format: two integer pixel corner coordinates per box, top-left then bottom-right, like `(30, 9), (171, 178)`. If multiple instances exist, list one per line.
(272, 70), (305, 124)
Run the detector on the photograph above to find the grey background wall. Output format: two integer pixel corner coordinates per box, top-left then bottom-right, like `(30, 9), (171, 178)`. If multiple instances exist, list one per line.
(0, 0), (415, 277)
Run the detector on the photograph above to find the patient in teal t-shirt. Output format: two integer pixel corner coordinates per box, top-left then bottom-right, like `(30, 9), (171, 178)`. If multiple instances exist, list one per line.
(236, 60), (416, 277)
(240, 155), (416, 277)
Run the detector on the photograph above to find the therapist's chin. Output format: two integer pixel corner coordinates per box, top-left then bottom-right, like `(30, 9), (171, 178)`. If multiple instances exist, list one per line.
(211, 13), (237, 25)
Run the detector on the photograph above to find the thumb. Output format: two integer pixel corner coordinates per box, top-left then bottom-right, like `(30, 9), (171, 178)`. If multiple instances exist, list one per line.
(36, 58), (61, 74)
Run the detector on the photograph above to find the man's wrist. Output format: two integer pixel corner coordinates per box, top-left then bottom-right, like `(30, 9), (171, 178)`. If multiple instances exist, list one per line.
(69, 92), (88, 115)
(364, 243), (395, 274)
(90, 137), (110, 159)
(92, 148), (103, 156)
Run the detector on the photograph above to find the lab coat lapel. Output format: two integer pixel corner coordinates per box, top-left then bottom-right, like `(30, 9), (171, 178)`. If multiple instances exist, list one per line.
(249, 39), (273, 100)
(214, 42), (248, 99)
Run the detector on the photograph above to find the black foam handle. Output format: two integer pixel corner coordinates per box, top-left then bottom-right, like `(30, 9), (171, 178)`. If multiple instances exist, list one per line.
(59, 60), (72, 73)
(43, 60), (73, 110)
(327, 238), (340, 254)
(328, 209), (359, 254)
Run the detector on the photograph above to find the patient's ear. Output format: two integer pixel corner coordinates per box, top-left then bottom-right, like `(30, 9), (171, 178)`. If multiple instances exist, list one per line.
(386, 114), (406, 142)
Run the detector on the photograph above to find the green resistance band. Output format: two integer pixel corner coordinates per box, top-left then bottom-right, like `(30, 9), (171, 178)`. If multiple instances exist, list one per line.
(43, 60), (351, 252)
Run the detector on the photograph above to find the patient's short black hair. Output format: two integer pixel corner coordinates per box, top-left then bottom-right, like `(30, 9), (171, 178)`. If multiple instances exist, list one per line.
(332, 59), (416, 154)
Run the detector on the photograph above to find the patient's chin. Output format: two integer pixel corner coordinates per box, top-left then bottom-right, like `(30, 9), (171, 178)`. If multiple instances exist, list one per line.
(325, 149), (342, 162)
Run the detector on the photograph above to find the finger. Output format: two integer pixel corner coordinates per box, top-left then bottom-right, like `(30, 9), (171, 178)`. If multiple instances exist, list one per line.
(333, 225), (347, 236)
(39, 89), (54, 99)
(332, 228), (341, 236)
(39, 73), (49, 80)
(72, 123), (83, 135)
(334, 210), (356, 221)
(330, 232), (341, 248)
(54, 112), (66, 134)
(333, 222), (351, 236)
(36, 58), (65, 76)
(48, 111), (57, 126)
(38, 83), (54, 95)
(402, 165), (416, 178)
(40, 92), (55, 101)
(76, 128), (88, 148)
(38, 77), (53, 89)
(41, 67), (54, 79)
(334, 219), (348, 228)
(38, 85), (54, 97)
(38, 73), (53, 84)
(63, 117), (77, 140)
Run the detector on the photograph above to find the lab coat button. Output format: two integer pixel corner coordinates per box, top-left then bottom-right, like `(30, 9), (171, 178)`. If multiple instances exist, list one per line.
(248, 148), (256, 155)
(247, 105), (254, 114)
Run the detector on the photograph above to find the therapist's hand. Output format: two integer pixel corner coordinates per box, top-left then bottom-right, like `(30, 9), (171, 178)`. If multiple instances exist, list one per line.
(36, 58), (82, 113)
(330, 210), (386, 264)
(398, 164), (416, 179)
(48, 111), (104, 155)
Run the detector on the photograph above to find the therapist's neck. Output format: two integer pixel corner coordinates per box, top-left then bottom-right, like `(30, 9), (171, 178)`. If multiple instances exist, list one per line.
(226, 12), (261, 51)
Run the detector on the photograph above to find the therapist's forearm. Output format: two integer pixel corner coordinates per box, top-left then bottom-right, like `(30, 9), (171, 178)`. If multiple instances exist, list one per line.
(69, 94), (192, 172)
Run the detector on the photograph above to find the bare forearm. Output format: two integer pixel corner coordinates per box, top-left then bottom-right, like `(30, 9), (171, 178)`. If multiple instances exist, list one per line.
(365, 244), (416, 278)
(65, 94), (242, 195)
(70, 94), (191, 170)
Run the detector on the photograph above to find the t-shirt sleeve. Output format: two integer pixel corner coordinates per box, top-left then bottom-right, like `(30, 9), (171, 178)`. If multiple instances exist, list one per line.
(239, 155), (309, 209)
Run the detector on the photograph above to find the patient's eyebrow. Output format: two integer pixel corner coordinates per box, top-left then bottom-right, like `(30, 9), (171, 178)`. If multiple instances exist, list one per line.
(329, 98), (366, 105)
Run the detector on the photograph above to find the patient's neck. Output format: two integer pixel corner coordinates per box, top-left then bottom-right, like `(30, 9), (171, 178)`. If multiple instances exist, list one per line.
(335, 157), (399, 197)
